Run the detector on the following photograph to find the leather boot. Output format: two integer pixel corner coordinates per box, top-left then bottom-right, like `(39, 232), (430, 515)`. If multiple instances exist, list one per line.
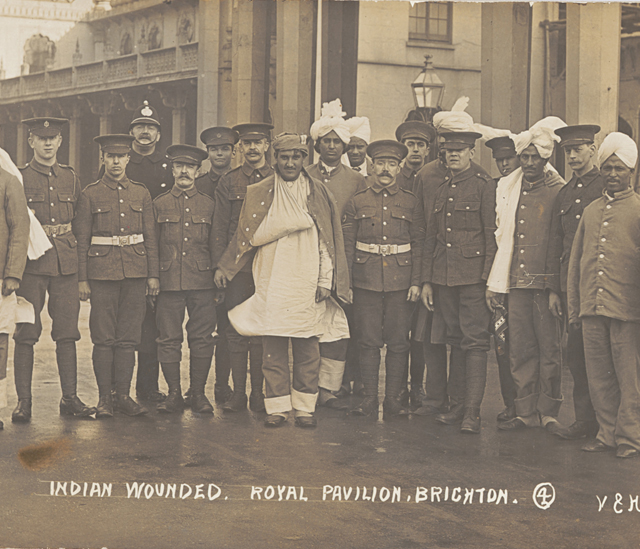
(214, 384), (233, 404)
(384, 349), (408, 419)
(60, 396), (96, 418)
(224, 351), (248, 412)
(435, 402), (465, 425)
(92, 346), (113, 397)
(157, 390), (185, 413)
(248, 341), (265, 412)
(95, 394), (114, 418)
(190, 356), (214, 414)
(460, 407), (481, 434)
(349, 395), (378, 416)
(223, 392), (247, 412)
(383, 396), (408, 420)
(11, 399), (32, 423)
(13, 343), (34, 402)
(114, 394), (148, 416)
(56, 340), (78, 401)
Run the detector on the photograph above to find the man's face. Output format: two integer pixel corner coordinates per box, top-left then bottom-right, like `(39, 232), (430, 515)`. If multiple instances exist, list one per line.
(172, 161), (198, 190)
(28, 133), (62, 162)
(495, 155), (519, 177)
(318, 131), (345, 164)
(207, 144), (233, 171)
(373, 157), (401, 186)
(239, 138), (268, 166)
(130, 124), (160, 146)
(564, 143), (595, 175)
(519, 145), (547, 182)
(346, 137), (367, 167)
(600, 154), (633, 194)
(102, 152), (130, 179)
(276, 150), (306, 182)
(403, 138), (430, 168)
(444, 146), (473, 174)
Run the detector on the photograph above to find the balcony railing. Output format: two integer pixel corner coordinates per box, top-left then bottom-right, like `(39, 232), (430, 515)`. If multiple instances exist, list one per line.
(0, 43), (198, 100)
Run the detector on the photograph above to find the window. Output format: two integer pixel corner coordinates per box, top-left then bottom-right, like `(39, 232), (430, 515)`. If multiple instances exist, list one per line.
(409, 2), (453, 43)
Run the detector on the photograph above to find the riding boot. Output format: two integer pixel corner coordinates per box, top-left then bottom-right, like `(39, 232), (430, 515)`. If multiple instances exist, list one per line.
(249, 340), (265, 411)
(224, 351), (248, 411)
(350, 347), (379, 416)
(56, 340), (78, 399)
(158, 362), (184, 413)
(190, 356), (214, 414)
(12, 343), (34, 422)
(383, 349), (409, 419)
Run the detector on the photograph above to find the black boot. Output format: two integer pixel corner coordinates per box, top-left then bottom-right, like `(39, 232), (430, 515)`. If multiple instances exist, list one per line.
(158, 390), (185, 413)
(13, 342), (33, 399)
(224, 351), (248, 412)
(435, 402), (465, 425)
(95, 394), (114, 419)
(190, 356), (214, 414)
(11, 399), (31, 423)
(114, 394), (148, 416)
(383, 349), (409, 419)
(350, 395), (378, 416)
(60, 396), (95, 417)
(460, 407), (481, 434)
(158, 362), (183, 413)
(349, 348), (380, 417)
(248, 341), (265, 412)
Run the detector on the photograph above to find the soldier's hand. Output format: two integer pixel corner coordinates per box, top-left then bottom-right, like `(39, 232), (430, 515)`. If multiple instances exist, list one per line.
(316, 286), (331, 303)
(214, 269), (228, 289)
(79, 281), (91, 301)
(146, 277), (160, 297)
(485, 289), (504, 312)
(548, 291), (563, 320)
(407, 285), (421, 302)
(1, 277), (19, 296)
(421, 283), (434, 312)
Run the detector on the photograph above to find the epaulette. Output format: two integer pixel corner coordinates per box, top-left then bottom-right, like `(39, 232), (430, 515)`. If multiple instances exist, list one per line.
(399, 187), (417, 197)
(354, 185), (371, 196)
(475, 171), (494, 184)
(198, 190), (215, 204)
(153, 189), (172, 201)
(58, 163), (76, 173)
(84, 180), (101, 190)
(129, 179), (148, 188)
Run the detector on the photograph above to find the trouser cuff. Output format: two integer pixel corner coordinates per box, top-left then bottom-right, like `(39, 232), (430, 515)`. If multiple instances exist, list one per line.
(318, 357), (345, 392)
(515, 392), (539, 418)
(537, 392), (563, 418)
(291, 388), (318, 413)
(265, 394), (292, 415)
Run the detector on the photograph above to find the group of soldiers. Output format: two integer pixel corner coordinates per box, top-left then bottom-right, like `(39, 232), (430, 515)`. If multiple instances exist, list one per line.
(0, 95), (639, 459)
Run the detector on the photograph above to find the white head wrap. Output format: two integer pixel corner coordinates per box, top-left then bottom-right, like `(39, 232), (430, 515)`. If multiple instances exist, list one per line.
(598, 132), (638, 169)
(345, 116), (371, 143)
(432, 96), (475, 132)
(309, 98), (351, 144)
(473, 124), (514, 143)
(513, 116), (567, 159)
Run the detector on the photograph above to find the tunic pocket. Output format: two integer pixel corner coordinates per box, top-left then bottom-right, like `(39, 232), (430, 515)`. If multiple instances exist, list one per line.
(91, 203), (111, 233)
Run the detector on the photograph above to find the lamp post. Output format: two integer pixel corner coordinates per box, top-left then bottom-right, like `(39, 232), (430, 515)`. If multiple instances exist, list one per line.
(408, 54), (445, 123)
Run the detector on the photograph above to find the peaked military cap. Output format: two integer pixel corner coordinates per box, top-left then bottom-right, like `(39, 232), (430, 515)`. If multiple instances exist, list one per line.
(94, 134), (135, 154)
(555, 124), (601, 147)
(485, 136), (517, 159)
(232, 123), (274, 140)
(367, 140), (408, 162)
(395, 121), (436, 145)
(130, 100), (161, 129)
(166, 144), (208, 165)
(440, 131), (482, 150)
(22, 117), (68, 138)
(200, 126), (239, 147)
(272, 132), (309, 154)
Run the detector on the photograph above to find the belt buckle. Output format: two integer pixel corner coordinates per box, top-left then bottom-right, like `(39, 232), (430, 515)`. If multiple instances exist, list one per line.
(49, 225), (58, 236)
(118, 235), (130, 246)
(379, 244), (390, 256)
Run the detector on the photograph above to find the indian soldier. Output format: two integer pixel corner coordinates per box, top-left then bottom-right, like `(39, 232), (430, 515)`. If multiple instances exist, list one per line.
(213, 123), (273, 412)
(568, 132), (640, 458)
(12, 117), (93, 423)
(0, 149), (31, 429)
(154, 144), (216, 414)
(191, 126), (238, 406)
(308, 99), (365, 407)
(217, 132), (350, 428)
(344, 140), (425, 419)
(344, 116), (373, 176)
(487, 117), (567, 433)
(547, 124), (604, 441)
(484, 135), (519, 423)
(76, 134), (159, 417)
(395, 120), (436, 411)
(125, 101), (173, 403)
(421, 131), (497, 434)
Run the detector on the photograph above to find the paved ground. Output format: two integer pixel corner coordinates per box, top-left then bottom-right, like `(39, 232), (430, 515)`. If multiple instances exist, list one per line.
(1, 302), (640, 549)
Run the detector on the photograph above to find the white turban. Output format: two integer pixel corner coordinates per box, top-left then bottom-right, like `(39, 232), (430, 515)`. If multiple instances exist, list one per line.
(513, 116), (567, 159)
(598, 132), (638, 169)
(345, 116), (371, 143)
(473, 124), (514, 143)
(432, 96), (475, 132)
(309, 98), (351, 144)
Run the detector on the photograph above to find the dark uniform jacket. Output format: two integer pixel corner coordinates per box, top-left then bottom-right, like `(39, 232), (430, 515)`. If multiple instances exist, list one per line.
(217, 170), (350, 304)
(0, 167), (30, 281)
(307, 162), (364, 217)
(212, 162), (273, 270)
(154, 185), (215, 291)
(75, 173), (159, 281)
(546, 167), (605, 293)
(21, 159), (80, 276)
(342, 178), (425, 292)
(422, 165), (497, 287)
(396, 162), (423, 193)
(195, 169), (226, 200)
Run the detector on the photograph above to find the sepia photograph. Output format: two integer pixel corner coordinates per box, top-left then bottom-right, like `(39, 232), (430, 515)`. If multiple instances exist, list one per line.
(0, 0), (640, 547)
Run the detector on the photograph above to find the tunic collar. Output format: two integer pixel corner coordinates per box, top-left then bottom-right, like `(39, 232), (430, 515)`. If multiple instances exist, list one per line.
(401, 163), (418, 179)
(571, 166), (600, 189)
(170, 184), (198, 198)
(242, 161), (271, 178)
(30, 157), (58, 176)
(102, 172), (129, 189)
(370, 177), (399, 194)
(604, 186), (635, 202)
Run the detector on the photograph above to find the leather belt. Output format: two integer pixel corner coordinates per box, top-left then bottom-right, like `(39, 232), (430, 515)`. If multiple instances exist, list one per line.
(91, 234), (144, 246)
(356, 241), (411, 256)
(42, 222), (72, 237)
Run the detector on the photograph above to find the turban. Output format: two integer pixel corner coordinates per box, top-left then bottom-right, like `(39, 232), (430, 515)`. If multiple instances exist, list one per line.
(345, 116), (371, 143)
(473, 124), (513, 143)
(432, 96), (475, 133)
(513, 116), (567, 159)
(598, 132), (638, 169)
(272, 132), (309, 155)
(309, 98), (351, 144)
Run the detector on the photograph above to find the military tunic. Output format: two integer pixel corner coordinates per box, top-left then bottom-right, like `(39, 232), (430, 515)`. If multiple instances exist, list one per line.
(195, 170), (225, 200)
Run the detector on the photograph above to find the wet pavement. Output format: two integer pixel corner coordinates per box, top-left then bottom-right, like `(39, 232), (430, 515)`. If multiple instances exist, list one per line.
(1, 302), (639, 549)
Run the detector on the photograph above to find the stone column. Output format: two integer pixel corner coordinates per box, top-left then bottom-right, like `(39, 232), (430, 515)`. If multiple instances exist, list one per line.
(16, 106), (31, 167)
(197, 0), (221, 134)
(158, 86), (189, 145)
(60, 99), (84, 170)
(565, 3), (621, 136)
(273, 0), (314, 136)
